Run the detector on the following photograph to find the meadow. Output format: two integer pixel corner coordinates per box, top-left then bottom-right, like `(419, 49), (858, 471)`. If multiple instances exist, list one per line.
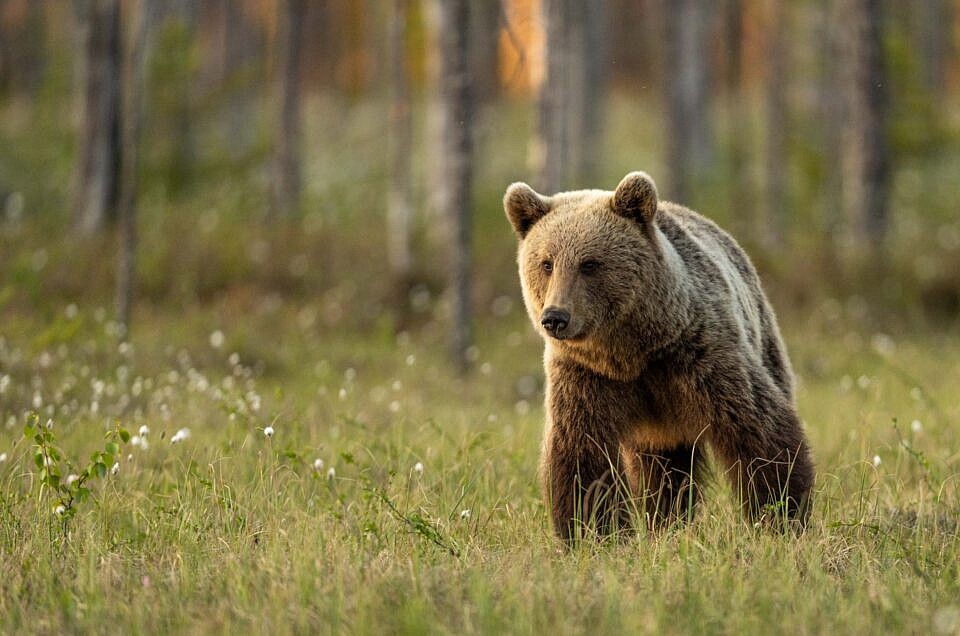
(2, 93), (960, 633)
(3, 243), (960, 633)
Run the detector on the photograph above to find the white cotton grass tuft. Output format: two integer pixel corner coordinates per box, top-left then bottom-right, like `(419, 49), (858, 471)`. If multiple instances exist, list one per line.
(413, 462), (424, 475)
(0, 452), (7, 463)
(65, 474), (79, 486)
(911, 419), (923, 433)
(139, 424), (150, 437)
(872, 455), (882, 467)
(313, 458), (324, 472)
(326, 467), (336, 480)
(55, 504), (66, 516)
(111, 462), (120, 475)
(263, 426), (274, 438)
(460, 509), (471, 520)
(171, 428), (191, 444)
(209, 330), (225, 349)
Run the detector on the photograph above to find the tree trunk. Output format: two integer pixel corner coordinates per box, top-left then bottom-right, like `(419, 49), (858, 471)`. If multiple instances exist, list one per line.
(116, 0), (155, 336)
(664, 0), (711, 203)
(764, 0), (788, 246)
(536, 0), (570, 194)
(579, 0), (609, 186)
(437, 0), (473, 373)
(222, 0), (257, 156)
(818, 0), (845, 241)
(469, 0), (500, 106)
(917, 0), (950, 96)
(724, 0), (754, 237)
(388, 0), (414, 302)
(0, 0), (46, 98)
(272, 0), (305, 218)
(73, 0), (122, 234)
(840, 0), (888, 247)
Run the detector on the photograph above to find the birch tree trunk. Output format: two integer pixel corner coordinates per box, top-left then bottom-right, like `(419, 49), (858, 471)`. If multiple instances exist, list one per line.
(388, 0), (414, 297)
(116, 0), (155, 335)
(840, 0), (888, 247)
(73, 0), (122, 234)
(272, 0), (305, 218)
(437, 0), (474, 373)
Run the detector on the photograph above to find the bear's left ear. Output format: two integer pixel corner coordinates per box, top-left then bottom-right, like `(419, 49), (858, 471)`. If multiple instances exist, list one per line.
(612, 171), (659, 228)
(504, 182), (552, 239)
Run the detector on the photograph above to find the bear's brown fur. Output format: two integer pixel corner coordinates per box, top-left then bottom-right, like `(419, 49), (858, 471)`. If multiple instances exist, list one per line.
(504, 171), (814, 543)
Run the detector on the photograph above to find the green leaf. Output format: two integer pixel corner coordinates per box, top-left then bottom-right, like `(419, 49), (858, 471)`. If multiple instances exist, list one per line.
(105, 442), (120, 456)
(95, 462), (107, 478)
(23, 425), (36, 439)
(118, 429), (131, 443)
(34, 452), (44, 469)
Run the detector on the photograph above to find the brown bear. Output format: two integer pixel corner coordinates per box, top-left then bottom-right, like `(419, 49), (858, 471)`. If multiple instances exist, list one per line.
(504, 171), (814, 543)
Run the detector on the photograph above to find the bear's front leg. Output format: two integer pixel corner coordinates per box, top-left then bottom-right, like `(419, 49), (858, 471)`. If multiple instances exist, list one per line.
(710, 368), (814, 525)
(542, 363), (631, 544)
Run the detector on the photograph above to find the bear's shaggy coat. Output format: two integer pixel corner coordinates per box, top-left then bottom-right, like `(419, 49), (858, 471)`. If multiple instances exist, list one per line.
(504, 172), (814, 543)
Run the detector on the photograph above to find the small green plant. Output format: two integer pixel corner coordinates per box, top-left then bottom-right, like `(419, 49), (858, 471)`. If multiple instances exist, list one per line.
(24, 412), (130, 521)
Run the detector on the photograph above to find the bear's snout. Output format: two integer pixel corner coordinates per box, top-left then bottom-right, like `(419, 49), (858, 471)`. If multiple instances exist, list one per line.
(540, 307), (571, 338)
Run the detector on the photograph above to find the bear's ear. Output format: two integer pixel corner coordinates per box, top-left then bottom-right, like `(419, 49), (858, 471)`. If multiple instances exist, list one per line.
(612, 171), (659, 228)
(503, 182), (552, 239)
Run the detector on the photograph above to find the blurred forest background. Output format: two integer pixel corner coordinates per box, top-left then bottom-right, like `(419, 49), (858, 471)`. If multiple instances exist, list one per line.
(1, 0), (959, 364)
(3, 3), (960, 631)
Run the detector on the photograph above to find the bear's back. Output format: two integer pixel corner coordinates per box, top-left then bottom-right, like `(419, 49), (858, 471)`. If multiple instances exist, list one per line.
(655, 202), (795, 399)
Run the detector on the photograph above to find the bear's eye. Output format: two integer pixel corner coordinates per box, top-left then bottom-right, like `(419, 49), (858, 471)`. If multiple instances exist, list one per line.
(541, 260), (553, 274)
(580, 260), (600, 275)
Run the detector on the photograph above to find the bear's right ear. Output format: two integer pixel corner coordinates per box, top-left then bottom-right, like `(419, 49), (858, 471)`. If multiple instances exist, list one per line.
(504, 182), (551, 239)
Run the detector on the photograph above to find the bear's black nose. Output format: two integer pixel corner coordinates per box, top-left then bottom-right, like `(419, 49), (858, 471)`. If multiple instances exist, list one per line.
(541, 308), (570, 337)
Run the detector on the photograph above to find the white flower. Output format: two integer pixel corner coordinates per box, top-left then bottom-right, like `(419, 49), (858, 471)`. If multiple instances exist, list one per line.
(110, 462), (120, 475)
(139, 438), (149, 450)
(326, 467), (336, 479)
(460, 509), (471, 519)
(413, 462), (424, 475)
(872, 455), (882, 467)
(313, 458), (324, 471)
(65, 474), (79, 486)
(0, 452), (7, 463)
(209, 330), (225, 349)
(263, 426), (274, 438)
(131, 435), (142, 447)
(171, 428), (190, 444)
(139, 424), (150, 437)
(54, 504), (66, 516)
(911, 419), (923, 433)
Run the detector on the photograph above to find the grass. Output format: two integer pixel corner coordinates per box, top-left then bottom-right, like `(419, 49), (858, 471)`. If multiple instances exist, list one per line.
(1, 296), (959, 634)
(2, 69), (959, 633)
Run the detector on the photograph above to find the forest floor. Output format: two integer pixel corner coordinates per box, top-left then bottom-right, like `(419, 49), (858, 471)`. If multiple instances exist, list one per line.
(1, 296), (959, 634)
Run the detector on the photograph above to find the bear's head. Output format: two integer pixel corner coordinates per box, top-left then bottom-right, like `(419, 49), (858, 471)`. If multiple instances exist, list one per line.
(504, 172), (686, 365)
